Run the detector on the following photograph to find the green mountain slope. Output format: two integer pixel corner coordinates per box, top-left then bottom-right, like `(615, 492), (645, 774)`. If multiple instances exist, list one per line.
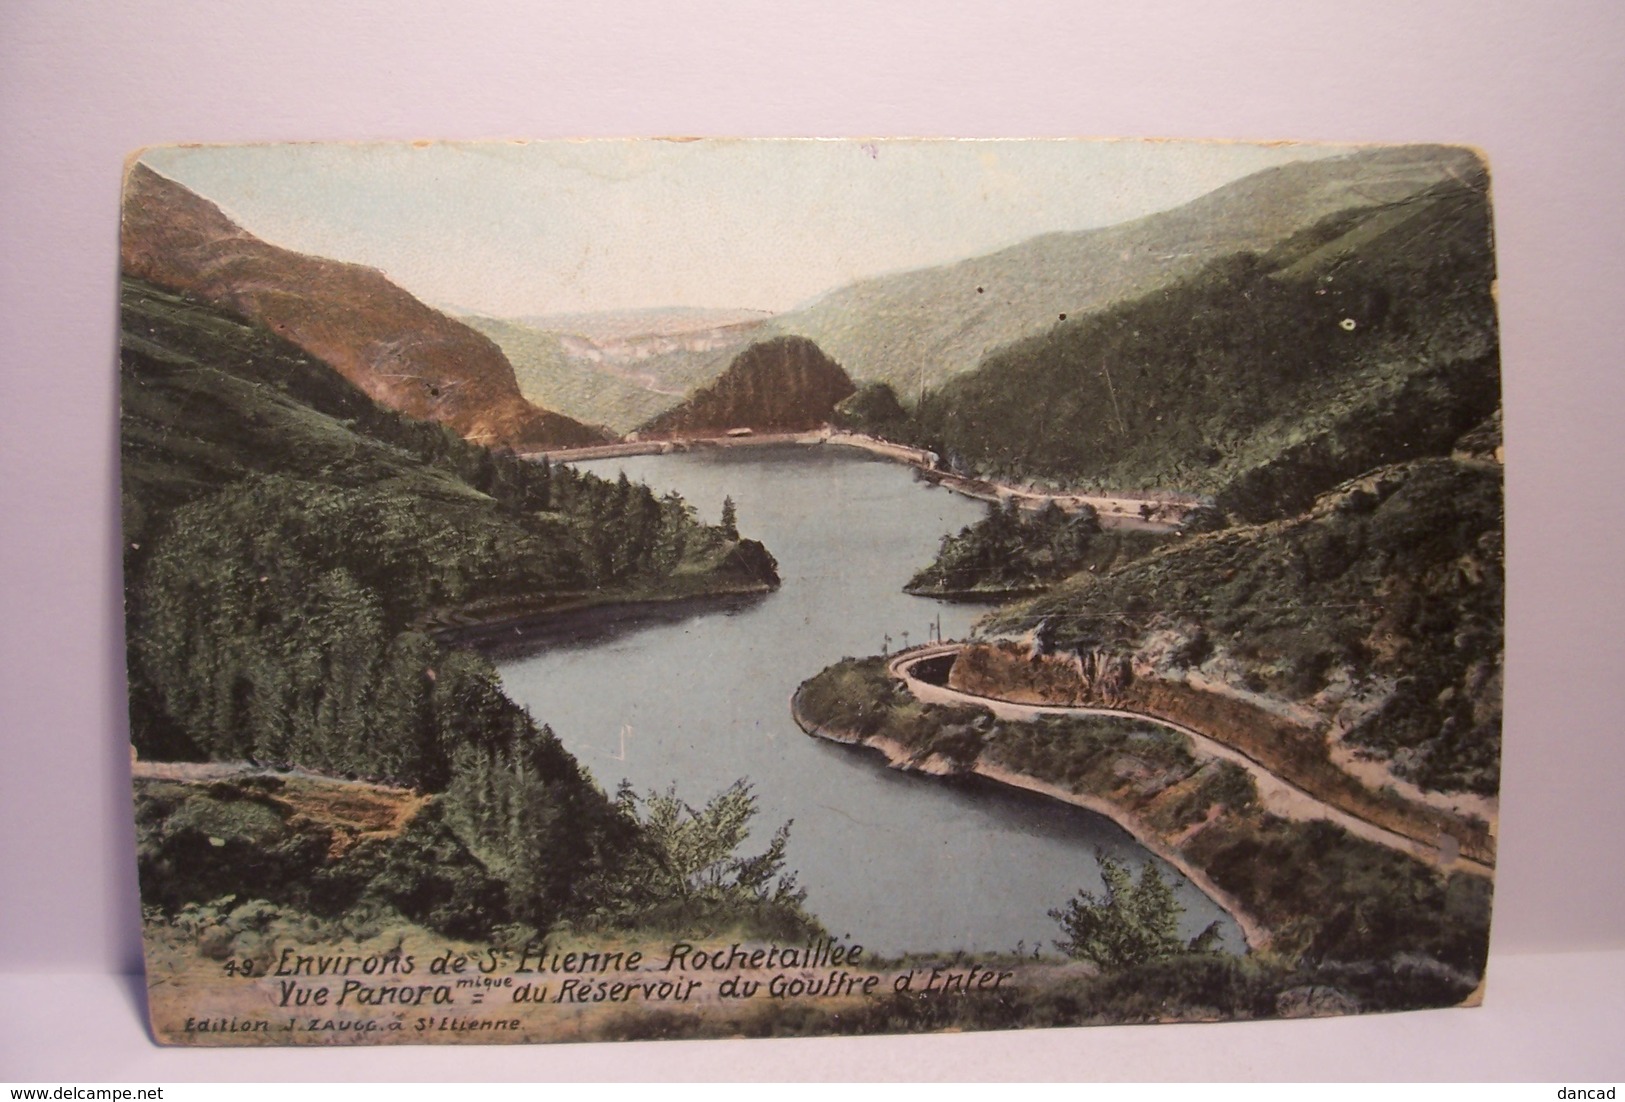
(466, 147), (1484, 439)
(122, 164), (608, 450)
(906, 167), (1499, 520)
(773, 145), (1484, 400)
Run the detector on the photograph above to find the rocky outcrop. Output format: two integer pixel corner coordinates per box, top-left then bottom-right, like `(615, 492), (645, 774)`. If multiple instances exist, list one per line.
(120, 163), (608, 451)
(947, 638), (1134, 708)
(714, 538), (781, 589)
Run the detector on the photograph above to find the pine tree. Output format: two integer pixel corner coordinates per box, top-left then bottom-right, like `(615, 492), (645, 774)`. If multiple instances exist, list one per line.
(1049, 851), (1216, 969)
(614, 781), (801, 907)
(720, 496), (739, 540)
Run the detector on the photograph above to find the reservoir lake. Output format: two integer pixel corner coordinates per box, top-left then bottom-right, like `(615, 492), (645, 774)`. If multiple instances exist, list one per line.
(496, 444), (1243, 957)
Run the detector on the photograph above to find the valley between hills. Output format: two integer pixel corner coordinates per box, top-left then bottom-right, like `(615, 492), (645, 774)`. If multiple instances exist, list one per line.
(122, 141), (1502, 1038)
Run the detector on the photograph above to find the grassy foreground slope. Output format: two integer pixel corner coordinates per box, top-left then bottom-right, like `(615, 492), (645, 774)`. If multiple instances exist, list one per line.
(906, 166), (1498, 520)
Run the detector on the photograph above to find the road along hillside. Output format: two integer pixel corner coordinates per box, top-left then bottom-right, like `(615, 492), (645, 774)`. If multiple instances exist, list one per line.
(887, 643), (1492, 879)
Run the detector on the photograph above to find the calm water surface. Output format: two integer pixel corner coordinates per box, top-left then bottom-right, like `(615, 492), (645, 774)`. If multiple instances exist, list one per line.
(497, 445), (1242, 957)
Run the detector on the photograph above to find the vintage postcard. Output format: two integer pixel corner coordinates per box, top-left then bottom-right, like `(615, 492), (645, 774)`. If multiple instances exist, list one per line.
(121, 138), (1502, 1044)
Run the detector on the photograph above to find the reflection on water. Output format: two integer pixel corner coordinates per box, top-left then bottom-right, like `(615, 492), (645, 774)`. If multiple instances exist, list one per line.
(442, 592), (770, 658)
(496, 445), (1243, 957)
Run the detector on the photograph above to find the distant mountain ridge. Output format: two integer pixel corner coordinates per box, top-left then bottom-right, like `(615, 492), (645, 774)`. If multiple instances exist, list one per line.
(150, 143), (1487, 455)
(473, 145), (1487, 439)
(465, 313), (774, 435)
(771, 145), (1487, 400)
(457, 314), (669, 435)
(121, 163), (608, 450)
(520, 306), (775, 341)
(908, 163), (1500, 519)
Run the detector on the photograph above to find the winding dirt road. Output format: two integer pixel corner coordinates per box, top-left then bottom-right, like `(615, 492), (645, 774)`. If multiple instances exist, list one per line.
(887, 643), (1492, 878)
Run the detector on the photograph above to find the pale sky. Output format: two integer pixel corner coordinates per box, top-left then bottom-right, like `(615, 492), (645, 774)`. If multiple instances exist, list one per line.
(138, 139), (1354, 318)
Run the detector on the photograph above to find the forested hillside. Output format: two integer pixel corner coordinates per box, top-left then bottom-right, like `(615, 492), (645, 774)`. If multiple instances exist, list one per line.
(980, 451), (1504, 796)
(123, 278), (794, 939)
(638, 336), (856, 437)
(904, 499), (1170, 599)
(775, 145), (1484, 403)
(904, 168), (1499, 520)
